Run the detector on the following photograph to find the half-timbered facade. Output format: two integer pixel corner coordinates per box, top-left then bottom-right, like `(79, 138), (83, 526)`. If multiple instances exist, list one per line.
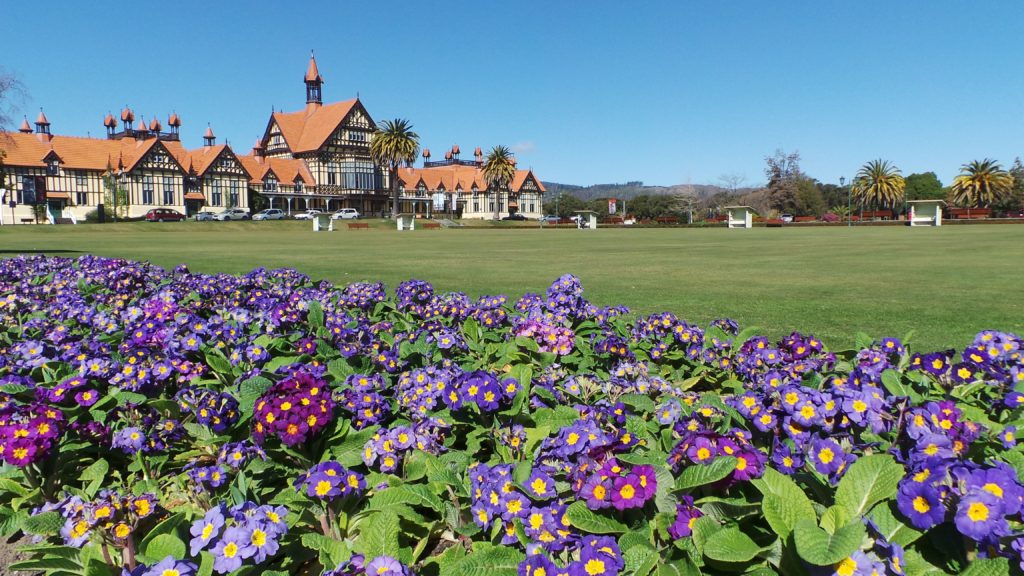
(0, 53), (545, 223)
(391, 145), (545, 219)
(0, 113), (249, 223)
(238, 55), (388, 215)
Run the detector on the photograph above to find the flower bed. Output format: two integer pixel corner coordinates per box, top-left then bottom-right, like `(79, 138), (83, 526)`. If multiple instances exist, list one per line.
(0, 255), (1022, 576)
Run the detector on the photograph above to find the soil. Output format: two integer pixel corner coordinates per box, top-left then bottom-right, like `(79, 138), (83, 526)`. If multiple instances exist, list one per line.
(0, 536), (39, 576)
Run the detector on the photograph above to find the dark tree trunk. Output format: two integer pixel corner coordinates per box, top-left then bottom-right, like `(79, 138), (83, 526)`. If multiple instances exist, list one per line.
(390, 165), (399, 219)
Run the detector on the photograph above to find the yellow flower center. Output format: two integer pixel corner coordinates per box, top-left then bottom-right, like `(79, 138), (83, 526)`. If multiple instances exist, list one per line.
(619, 484), (635, 499)
(967, 502), (989, 522)
(818, 448), (834, 464)
(912, 496), (930, 513)
(983, 483), (1004, 498)
(223, 542), (238, 558)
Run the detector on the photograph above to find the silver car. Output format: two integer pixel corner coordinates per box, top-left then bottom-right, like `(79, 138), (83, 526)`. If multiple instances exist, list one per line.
(213, 208), (250, 221)
(194, 211), (216, 221)
(253, 208), (285, 221)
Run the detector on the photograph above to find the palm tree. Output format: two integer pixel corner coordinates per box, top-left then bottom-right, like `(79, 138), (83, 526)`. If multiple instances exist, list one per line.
(852, 159), (905, 213)
(482, 145), (516, 220)
(951, 159), (1013, 208)
(370, 119), (419, 218)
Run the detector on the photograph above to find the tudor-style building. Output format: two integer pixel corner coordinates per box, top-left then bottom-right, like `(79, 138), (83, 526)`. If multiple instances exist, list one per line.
(240, 55), (387, 215)
(0, 109), (250, 223)
(0, 54), (545, 223)
(394, 146), (545, 219)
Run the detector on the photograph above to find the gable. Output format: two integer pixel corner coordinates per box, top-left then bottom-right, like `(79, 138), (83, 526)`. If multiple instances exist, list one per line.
(134, 142), (183, 172)
(263, 119), (290, 153)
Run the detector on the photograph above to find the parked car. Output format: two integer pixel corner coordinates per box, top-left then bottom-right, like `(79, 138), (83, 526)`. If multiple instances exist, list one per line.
(540, 215), (561, 224)
(253, 208), (285, 221)
(501, 213), (528, 221)
(330, 208), (361, 220)
(780, 213), (794, 223)
(213, 208), (250, 221)
(293, 210), (323, 220)
(194, 211), (216, 221)
(145, 208), (186, 222)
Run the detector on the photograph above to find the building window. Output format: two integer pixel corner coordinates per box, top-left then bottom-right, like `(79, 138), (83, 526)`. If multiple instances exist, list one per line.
(264, 176), (278, 193)
(142, 175), (154, 205)
(75, 171), (87, 187)
(47, 160), (59, 176)
(76, 192), (88, 206)
(229, 180), (239, 207)
(489, 198), (495, 212)
(211, 180), (222, 206)
(327, 162), (338, 186)
(19, 176), (37, 205)
(294, 181), (303, 193)
(163, 176), (174, 205)
(340, 159), (375, 190)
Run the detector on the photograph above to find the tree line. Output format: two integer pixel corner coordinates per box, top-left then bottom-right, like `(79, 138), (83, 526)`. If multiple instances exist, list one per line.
(545, 151), (1024, 220)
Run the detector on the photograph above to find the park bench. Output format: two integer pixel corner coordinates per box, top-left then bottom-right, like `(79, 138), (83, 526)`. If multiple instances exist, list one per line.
(948, 207), (991, 219)
(793, 216), (816, 223)
(655, 217), (679, 224)
(422, 223), (441, 229)
(347, 222), (369, 230)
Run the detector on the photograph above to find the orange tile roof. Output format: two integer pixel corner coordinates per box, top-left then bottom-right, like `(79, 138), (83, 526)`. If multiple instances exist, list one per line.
(305, 54), (322, 82)
(237, 154), (315, 186)
(396, 165), (545, 194)
(270, 99), (358, 153)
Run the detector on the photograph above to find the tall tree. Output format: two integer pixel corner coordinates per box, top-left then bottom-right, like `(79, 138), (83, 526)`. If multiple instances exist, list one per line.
(764, 150), (802, 213)
(370, 119), (419, 218)
(996, 158), (1024, 214)
(482, 145), (516, 220)
(852, 159), (905, 210)
(0, 68), (26, 132)
(950, 159), (1013, 208)
(904, 172), (944, 201)
(794, 178), (826, 216)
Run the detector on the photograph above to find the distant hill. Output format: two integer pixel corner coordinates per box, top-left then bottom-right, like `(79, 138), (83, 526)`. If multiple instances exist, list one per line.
(541, 181), (751, 201)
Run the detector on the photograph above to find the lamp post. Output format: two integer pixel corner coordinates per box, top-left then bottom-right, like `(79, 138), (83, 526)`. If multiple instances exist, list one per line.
(841, 176), (849, 227)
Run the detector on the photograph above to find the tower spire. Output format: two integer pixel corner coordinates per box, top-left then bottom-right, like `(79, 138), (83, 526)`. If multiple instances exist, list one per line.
(305, 51), (323, 106)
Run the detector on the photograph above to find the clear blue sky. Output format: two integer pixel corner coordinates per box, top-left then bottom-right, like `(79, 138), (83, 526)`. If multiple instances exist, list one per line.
(6, 1), (1023, 187)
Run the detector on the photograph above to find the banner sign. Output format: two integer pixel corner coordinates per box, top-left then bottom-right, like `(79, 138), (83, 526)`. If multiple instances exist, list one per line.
(608, 198), (617, 214)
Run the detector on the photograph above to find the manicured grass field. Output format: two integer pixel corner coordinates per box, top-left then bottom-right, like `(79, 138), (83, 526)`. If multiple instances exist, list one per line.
(1, 220), (1021, 352)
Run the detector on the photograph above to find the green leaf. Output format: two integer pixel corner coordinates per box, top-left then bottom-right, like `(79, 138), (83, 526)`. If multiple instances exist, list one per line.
(307, 300), (325, 328)
(564, 501), (628, 534)
(142, 533), (186, 563)
(959, 557), (1009, 576)
(78, 458), (110, 498)
(237, 376), (273, 414)
(137, 513), (187, 560)
(22, 510), (65, 535)
(674, 457), (737, 491)
(620, 393), (656, 413)
(623, 545), (659, 576)
(301, 533), (351, 569)
(263, 355), (302, 373)
(868, 501), (922, 547)
(8, 557), (82, 572)
(446, 543), (525, 576)
(689, 516), (721, 558)
(753, 467), (815, 539)
(819, 505), (851, 534)
(793, 519), (866, 566)
(203, 349), (233, 375)
(834, 454), (904, 516)
(703, 526), (762, 563)
(367, 484), (443, 512)
(331, 427), (377, 467)
(354, 510), (406, 563)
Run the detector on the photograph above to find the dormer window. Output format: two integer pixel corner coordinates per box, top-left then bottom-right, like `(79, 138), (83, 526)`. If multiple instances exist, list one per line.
(265, 175), (278, 193)
(47, 159), (60, 176)
(294, 181), (303, 193)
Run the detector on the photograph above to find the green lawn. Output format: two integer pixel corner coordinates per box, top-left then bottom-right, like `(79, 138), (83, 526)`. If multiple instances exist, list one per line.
(2, 221), (1021, 352)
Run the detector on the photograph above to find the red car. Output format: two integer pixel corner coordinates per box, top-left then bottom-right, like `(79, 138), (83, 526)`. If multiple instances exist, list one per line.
(145, 208), (186, 222)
